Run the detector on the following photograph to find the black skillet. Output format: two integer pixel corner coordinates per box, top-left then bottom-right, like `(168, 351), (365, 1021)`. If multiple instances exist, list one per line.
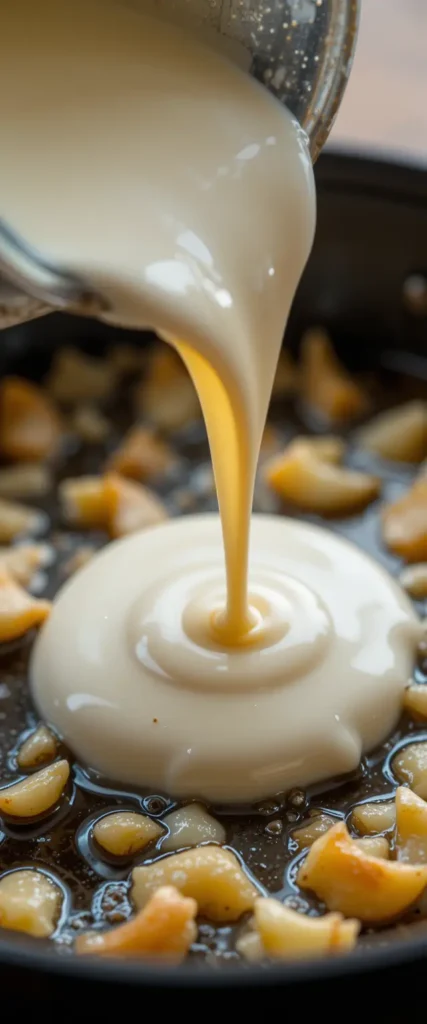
(1, 150), (427, 1010)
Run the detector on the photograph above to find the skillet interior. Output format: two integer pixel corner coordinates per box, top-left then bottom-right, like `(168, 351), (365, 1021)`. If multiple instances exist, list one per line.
(1, 150), (427, 1006)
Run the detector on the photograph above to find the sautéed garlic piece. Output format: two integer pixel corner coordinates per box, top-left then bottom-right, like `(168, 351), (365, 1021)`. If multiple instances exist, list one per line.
(0, 759), (69, 818)
(400, 564), (427, 600)
(297, 821), (427, 922)
(137, 347), (200, 434)
(48, 348), (116, 406)
(0, 378), (61, 463)
(265, 436), (380, 515)
(76, 885), (197, 960)
(393, 742), (427, 800)
(382, 480), (427, 562)
(0, 869), (62, 938)
(0, 464), (51, 499)
(248, 898), (359, 960)
(351, 800), (396, 836)
(72, 405), (111, 444)
(358, 401), (427, 464)
(132, 846), (258, 922)
(162, 803), (226, 853)
(93, 812), (164, 857)
(106, 473), (167, 537)
(0, 568), (50, 642)
(395, 787), (427, 865)
(300, 328), (368, 424)
(0, 499), (45, 543)
(0, 543), (51, 587)
(60, 476), (111, 529)
(291, 813), (337, 850)
(17, 725), (57, 769)
(107, 425), (175, 481)
(404, 683), (427, 721)
(354, 836), (390, 859)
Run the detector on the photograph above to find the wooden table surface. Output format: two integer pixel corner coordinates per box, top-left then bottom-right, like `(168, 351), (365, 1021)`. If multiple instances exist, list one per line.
(330, 0), (427, 163)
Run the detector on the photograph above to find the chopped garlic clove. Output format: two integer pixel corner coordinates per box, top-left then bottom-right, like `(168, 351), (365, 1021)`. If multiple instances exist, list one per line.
(47, 347), (116, 405)
(393, 742), (427, 800)
(354, 836), (390, 859)
(72, 405), (111, 444)
(162, 803), (226, 853)
(300, 328), (368, 425)
(291, 813), (337, 850)
(404, 684), (427, 721)
(107, 426), (175, 481)
(297, 821), (427, 922)
(59, 476), (111, 529)
(0, 464), (51, 499)
(0, 759), (69, 818)
(400, 564), (427, 599)
(358, 401), (427, 463)
(351, 800), (396, 836)
(265, 438), (379, 516)
(0, 377), (61, 463)
(251, 898), (359, 960)
(0, 543), (51, 587)
(0, 869), (62, 938)
(93, 812), (164, 857)
(395, 786), (427, 864)
(105, 473), (167, 537)
(132, 846), (258, 922)
(382, 480), (427, 562)
(76, 885), (196, 960)
(0, 499), (45, 543)
(136, 345), (200, 433)
(0, 568), (50, 642)
(17, 726), (57, 770)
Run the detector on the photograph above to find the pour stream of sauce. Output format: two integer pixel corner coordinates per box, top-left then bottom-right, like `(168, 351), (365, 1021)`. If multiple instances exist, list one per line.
(1, 0), (420, 800)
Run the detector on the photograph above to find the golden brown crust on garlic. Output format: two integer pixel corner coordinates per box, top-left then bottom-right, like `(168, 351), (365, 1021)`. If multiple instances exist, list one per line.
(297, 821), (427, 922)
(0, 759), (69, 818)
(76, 885), (197, 960)
(265, 437), (380, 516)
(132, 846), (258, 922)
(0, 377), (61, 463)
(249, 898), (359, 960)
(0, 567), (50, 642)
(382, 480), (427, 562)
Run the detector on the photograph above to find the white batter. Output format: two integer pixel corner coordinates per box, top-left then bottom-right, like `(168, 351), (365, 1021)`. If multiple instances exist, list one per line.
(0, 0), (419, 801)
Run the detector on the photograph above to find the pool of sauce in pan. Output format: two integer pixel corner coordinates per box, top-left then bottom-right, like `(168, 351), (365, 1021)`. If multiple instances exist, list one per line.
(0, 346), (426, 962)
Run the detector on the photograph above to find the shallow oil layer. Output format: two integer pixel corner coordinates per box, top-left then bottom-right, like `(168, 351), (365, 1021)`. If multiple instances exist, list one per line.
(0, 346), (425, 960)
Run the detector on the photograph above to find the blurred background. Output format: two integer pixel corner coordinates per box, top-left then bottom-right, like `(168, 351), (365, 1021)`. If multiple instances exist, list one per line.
(330, 0), (427, 163)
